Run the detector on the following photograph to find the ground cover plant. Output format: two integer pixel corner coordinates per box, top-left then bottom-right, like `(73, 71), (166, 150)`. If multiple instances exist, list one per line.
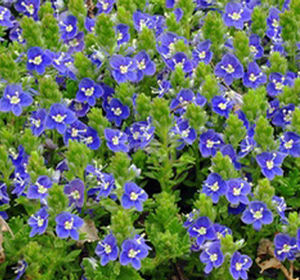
(0, 0), (300, 279)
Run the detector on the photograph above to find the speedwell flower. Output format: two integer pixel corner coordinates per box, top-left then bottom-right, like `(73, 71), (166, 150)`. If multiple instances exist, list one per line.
(188, 216), (215, 246)
(110, 55), (137, 83)
(27, 175), (52, 200)
(202, 173), (227, 203)
(226, 178), (251, 205)
(28, 207), (48, 237)
(64, 178), (85, 208)
(55, 212), (84, 240)
(199, 129), (224, 158)
(274, 233), (297, 261)
(95, 233), (119, 266)
(230, 251), (252, 280)
(200, 243), (224, 274)
(279, 131), (300, 157)
(76, 78), (103, 106)
(121, 182), (148, 212)
(27, 47), (52, 74)
(223, 2), (251, 30)
(104, 128), (129, 152)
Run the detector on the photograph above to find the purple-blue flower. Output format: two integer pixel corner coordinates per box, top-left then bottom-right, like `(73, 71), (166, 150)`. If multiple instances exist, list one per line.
(274, 233), (297, 261)
(0, 84), (33, 116)
(27, 175), (52, 200)
(13, 260), (27, 280)
(256, 152), (286, 180)
(243, 62), (267, 89)
(267, 73), (293, 96)
(213, 223), (232, 240)
(238, 135), (256, 158)
(116, 23), (130, 45)
(69, 100), (90, 118)
(135, 51), (156, 82)
(65, 31), (85, 53)
(120, 238), (149, 270)
(249, 34), (264, 60)
(27, 47), (52, 74)
(15, 0), (40, 19)
(55, 212), (84, 240)
(230, 251), (252, 280)
(45, 103), (76, 134)
(211, 95), (234, 118)
(170, 88), (195, 114)
(199, 129), (224, 158)
(165, 52), (193, 73)
(110, 55), (137, 83)
(272, 104), (295, 127)
(215, 53), (244, 85)
(95, 233), (119, 265)
(279, 131), (300, 157)
(96, 0), (115, 14)
(64, 179), (85, 208)
(202, 173), (227, 203)
(104, 128), (129, 153)
(188, 216), (215, 246)
(88, 172), (115, 199)
(272, 196), (287, 223)
(59, 15), (77, 40)
(29, 108), (47, 136)
(76, 78), (103, 106)
(104, 98), (130, 127)
(192, 40), (213, 65)
(28, 207), (48, 237)
(223, 2), (251, 29)
(0, 6), (13, 27)
(132, 11), (154, 32)
(241, 201), (273, 231)
(200, 243), (224, 274)
(226, 178), (251, 205)
(121, 182), (148, 212)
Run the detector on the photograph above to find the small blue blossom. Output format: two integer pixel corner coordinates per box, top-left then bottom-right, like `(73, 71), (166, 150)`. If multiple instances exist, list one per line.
(69, 100), (90, 117)
(188, 216), (215, 246)
(241, 201), (273, 231)
(116, 23), (130, 45)
(199, 129), (224, 158)
(45, 103), (76, 134)
(55, 212), (84, 240)
(274, 233), (297, 261)
(88, 172), (116, 199)
(59, 15), (77, 40)
(110, 55), (137, 83)
(192, 40), (213, 65)
(272, 104), (295, 127)
(29, 108), (47, 136)
(230, 251), (252, 280)
(0, 6), (13, 27)
(27, 47), (52, 74)
(202, 173), (227, 203)
(96, 0), (115, 14)
(65, 31), (85, 53)
(15, 0), (40, 19)
(200, 243), (224, 274)
(104, 128), (129, 152)
(0, 84), (33, 116)
(243, 62), (267, 89)
(256, 152), (286, 180)
(272, 196), (287, 223)
(0, 183), (10, 206)
(28, 207), (49, 237)
(211, 95), (234, 118)
(27, 175), (52, 200)
(238, 135), (256, 158)
(135, 51), (156, 82)
(120, 238), (149, 270)
(165, 52), (193, 73)
(266, 73), (293, 96)
(76, 78), (103, 106)
(95, 233), (119, 265)
(104, 98), (130, 127)
(133, 11), (154, 32)
(84, 17), (95, 33)
(121, 182), (148, 212)
(215, 53), (244, 85)
(279, 131), (300, 157)
(223, 2), (251, 30)
(249, 34), (264, 60)
(267, 99), (280, 119)
(170, 89), (195, 114)
(64, 179), (85, 208)
(213, 224), (232, 240)
(13, 260), (27, 280)
(226, 178), (251, 205)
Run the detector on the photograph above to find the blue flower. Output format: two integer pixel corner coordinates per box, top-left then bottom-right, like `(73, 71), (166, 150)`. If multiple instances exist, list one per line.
(267, 73), (293, 96)
(135, 51), (156, 82)
(0, 6), (13, 27)
(55, 212), (84, 240)
(211, 95), (234, 118)
(226, 179), (251, 205)
(116, 23), (130, 45)
(104, 128), (129, 152)
(27, 175), (52, 200)
(76, 78), (103, 106)
(230, 251), (252, 280)
(241, 201), (273, 231)
(104, 98), (130, 127)
(30, 109), (47, 136)
(200, 243), (224, 274)
(223, 2), (251, 29)
(110, 55), (137, 83)
(82, 127), (101, 150)
(188, 216), (215, 246)
(27, 47), (52, 74)
(267, 99), (280, 119)
(0, 183), (10, 206)
(266, 8), (281, 37)
(63, 120), (88, 144)
(215, 53), (244, 85)
(238, 134), (256, 158)
(0, 84), (33, 116)
(13, 260), (27, 280)
(69, 100), (90, 117)
(95, 233), (119, 265)
(15, 0), (40, 19)
(274, 233), (297, 261)
(88, 172), (115, 199)
(256, 152), (286, 180)
(96, 0), (115, 14)
(192, 40), (213, 65)
(133, 11), (154, 32)
(249, 34), (264, 60)
(243, 62), (267, 89)
(84, 16), (95, 33)
(121, 182), (148, 212)
(220, 144), (242, 170)
(199, 129), (224, 158)
(272, 196), (287, 223)
(213, 223), (232, 240)
(272, 104), (295, 127)
(120, 238), (149, 270)
(202, 173), (227, 203)
(45, 103), (76, 134)
(165, 52), (193, 73)
(279, 131), (300, 157)
(170, 89), (195, 114)
(64, 179), (85, 208)
(28, 207), (49, 237)
(12, 170), (30, 197)
(59, 15), (77, 40)
(174, 8), (183, 22)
